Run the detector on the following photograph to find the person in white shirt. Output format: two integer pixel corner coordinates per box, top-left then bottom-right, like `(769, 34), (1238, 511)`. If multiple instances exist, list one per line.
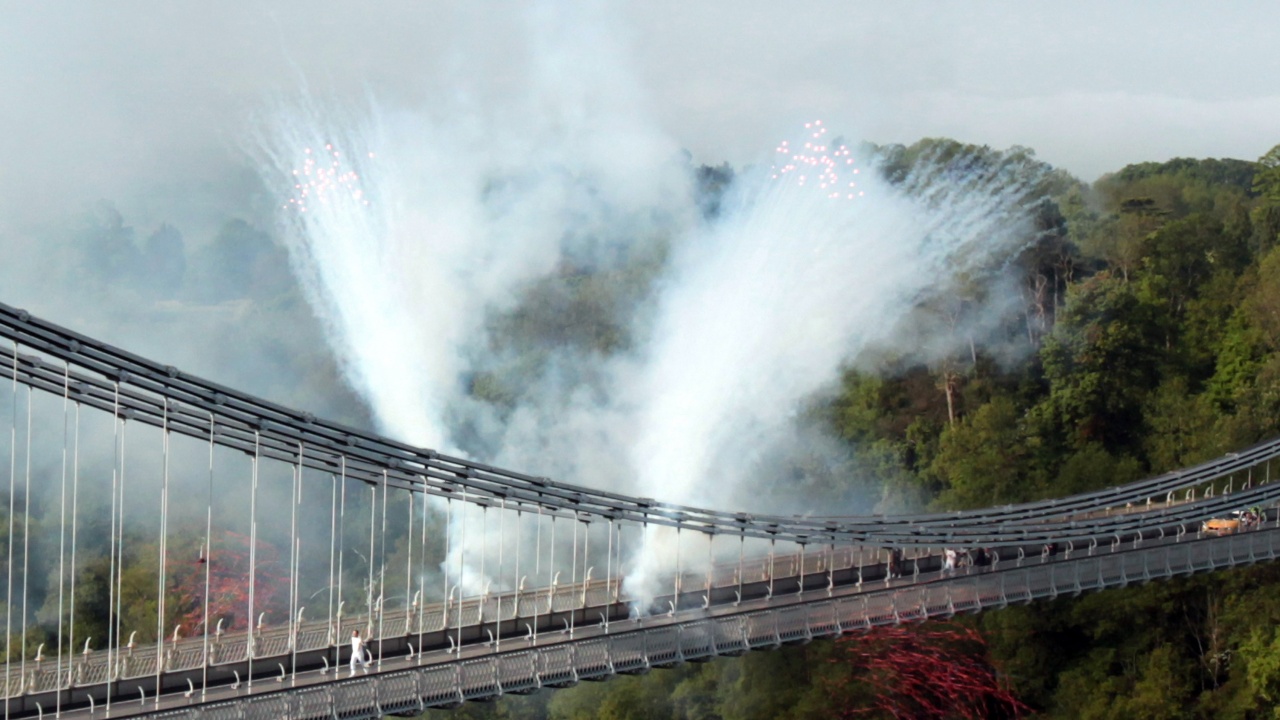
(350, 629), (372, 675)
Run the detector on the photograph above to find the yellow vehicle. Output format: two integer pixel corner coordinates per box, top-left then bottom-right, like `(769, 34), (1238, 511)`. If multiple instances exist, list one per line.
(1202, 517), (1241, 535)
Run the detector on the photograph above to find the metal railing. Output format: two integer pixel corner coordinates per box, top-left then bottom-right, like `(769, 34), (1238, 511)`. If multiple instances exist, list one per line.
(24, 521), (1277, 720)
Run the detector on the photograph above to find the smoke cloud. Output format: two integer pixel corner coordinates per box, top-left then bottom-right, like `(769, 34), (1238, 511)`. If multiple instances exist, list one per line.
(261, 24), (1046, 607)
(256, 3), (693, 595)
(258, 4), (688, 450)
(618, 134), (1043, 600)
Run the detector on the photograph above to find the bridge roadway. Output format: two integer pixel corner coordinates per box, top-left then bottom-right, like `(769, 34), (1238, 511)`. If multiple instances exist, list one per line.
(3, 515), (1278, 719)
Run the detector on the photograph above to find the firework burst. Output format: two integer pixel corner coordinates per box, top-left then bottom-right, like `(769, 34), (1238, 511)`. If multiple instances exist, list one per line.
(283, 144), (375, 214)
(770, 120), (865, 201)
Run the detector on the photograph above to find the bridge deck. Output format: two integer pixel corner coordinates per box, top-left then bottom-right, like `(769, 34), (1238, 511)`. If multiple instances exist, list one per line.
(3, 521), (1274, 719)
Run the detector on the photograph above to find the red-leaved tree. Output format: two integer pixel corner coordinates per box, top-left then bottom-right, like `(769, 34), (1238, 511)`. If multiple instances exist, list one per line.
(166, 530), (289, 635)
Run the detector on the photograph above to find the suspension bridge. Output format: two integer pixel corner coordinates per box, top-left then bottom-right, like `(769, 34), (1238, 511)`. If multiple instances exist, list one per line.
(0, 301), (1278, 719)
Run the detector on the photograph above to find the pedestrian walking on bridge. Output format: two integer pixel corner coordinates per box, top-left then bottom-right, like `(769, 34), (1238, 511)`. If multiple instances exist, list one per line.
(350, 629), (372, 675)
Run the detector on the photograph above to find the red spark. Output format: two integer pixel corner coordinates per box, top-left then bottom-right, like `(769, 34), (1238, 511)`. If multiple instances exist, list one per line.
(823, 622), (1029, 720)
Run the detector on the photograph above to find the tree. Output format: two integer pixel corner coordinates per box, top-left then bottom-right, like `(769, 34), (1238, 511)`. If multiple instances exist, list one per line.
(1252, 144), (1280, 205)
(1079, 212), (1159, 283)
(1036, 273), (1163, 453)
(1141, 377), (1222, 471)
(1016, 198), (1077, 346)
(140, 223), (187, 298)
(190, 219), (290, 302)
(695, 163), (735, 219)
(1245, 245), (1280, 351)
(76, 201), (142, 291)
(167, 530), (289, 634)
(930, 396), (1028, 508)
(1050, 443), (1142, 498)
(1138, 214), (1245, 322)
(1206, 308), (1266, 412)
(546, 671), (680, 720)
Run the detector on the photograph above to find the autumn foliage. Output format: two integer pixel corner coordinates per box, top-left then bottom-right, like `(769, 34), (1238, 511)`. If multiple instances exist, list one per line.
(166, 531), (289, 635)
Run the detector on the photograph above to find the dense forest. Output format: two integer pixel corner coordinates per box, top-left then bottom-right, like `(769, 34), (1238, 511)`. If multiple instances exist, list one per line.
(423, 141), (1280, 719)
(9, 137), (1280, 718)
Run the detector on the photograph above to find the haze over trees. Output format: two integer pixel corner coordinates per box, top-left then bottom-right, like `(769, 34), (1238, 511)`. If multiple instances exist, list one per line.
(4, 138), (1280, 718)
(437, 140), (1280, 719)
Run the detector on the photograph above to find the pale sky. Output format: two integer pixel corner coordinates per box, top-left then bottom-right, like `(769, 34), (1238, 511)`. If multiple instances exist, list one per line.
(2, 1), (1277, 232)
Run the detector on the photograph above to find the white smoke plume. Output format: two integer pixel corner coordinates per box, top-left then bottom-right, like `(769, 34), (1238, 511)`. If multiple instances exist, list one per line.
(258, 4), (687, 451)
(258, 9), (1047, 606)
(629, 136), (1039, 508)
(257, 2), (689, 594)
(619, 132), (1044, 603)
